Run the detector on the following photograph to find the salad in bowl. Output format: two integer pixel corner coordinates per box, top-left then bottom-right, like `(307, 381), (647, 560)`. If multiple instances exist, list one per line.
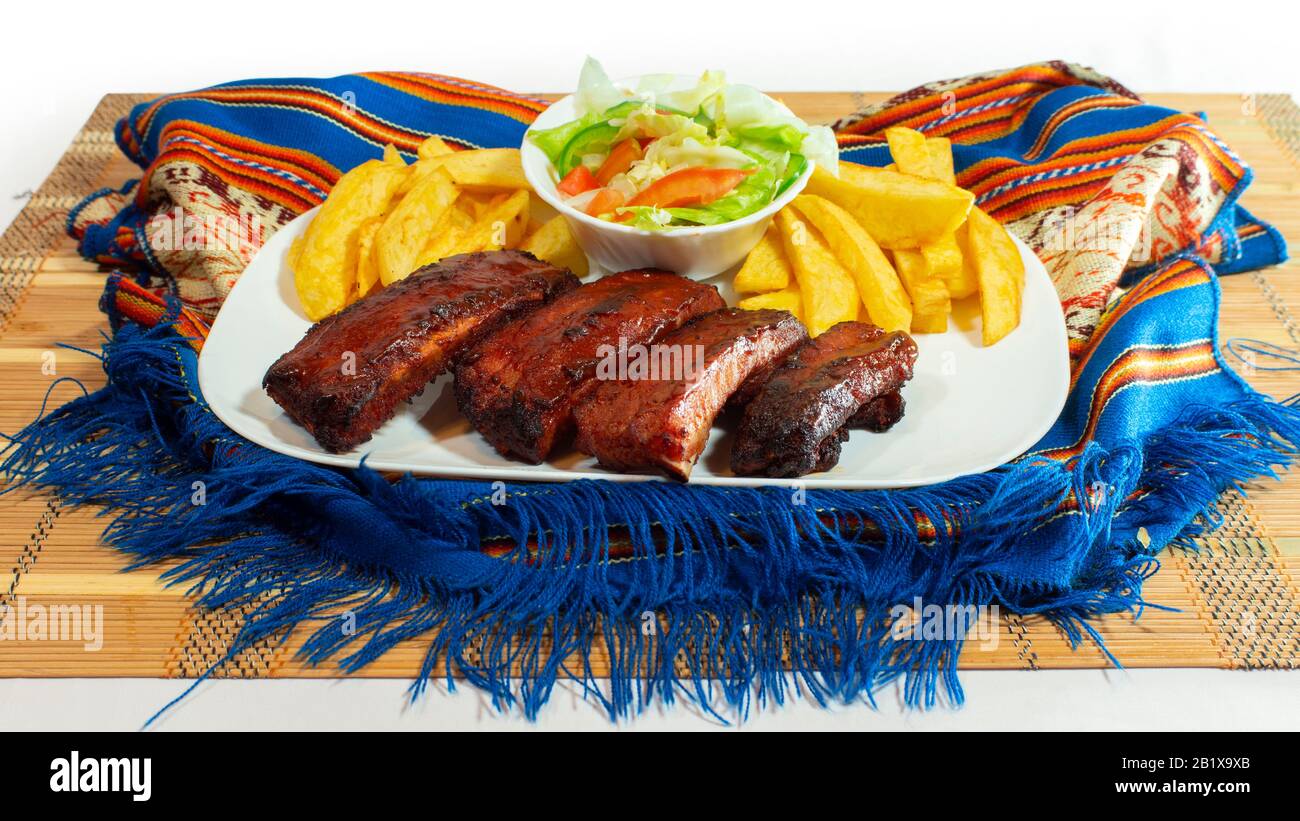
(527, 58), (838, 232)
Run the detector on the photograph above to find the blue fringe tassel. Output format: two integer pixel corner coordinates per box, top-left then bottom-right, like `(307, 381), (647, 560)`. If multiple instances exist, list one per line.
(3, 318), (1299, 724)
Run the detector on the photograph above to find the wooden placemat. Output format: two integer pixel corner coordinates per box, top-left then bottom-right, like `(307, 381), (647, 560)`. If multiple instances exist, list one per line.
(0, 92), (1296, 680)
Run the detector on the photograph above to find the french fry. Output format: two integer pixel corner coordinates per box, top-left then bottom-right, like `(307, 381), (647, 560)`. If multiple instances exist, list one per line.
(921, 233), (964, 287)
(791, 194), (912, 333)
(461, 190), (504, 221)
(966, 207), (1025, 346)
(395, 144), (522, 196)
(893, 249), (951, 334)
(738, 286), (803, 321)
(414, 206), (475, 268)
(382, 143), (406, 166)
(287, 234), (305, 272)
(804, 163), (973, 249)
(927, 137), (956, 185)
(417, 135), (454, 160)
(886, 130), (968, 301)
(776, 208), (859, 337)
(948, 223), (982, 299)
(528, 192), (559, 226)
(375, 165), (459, 285)
(460, 188), (530, 252)
(293, 159), (406, 321)
(733, 224), (792, 292)
(396, 147), (527, 197)
(520, 214), (590, 277)
(396, 158), (443, 196)
(438, 148), (528, 190)
(885, 127), (932, 177)
(355, 216), (383, 299)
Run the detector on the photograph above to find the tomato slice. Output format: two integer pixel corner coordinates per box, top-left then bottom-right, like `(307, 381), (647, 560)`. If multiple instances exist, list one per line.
(624, 167), (751, 211)
(585, 187), (626, 218)
(557, 165), (600, 197)
(594, 139), (643, 186)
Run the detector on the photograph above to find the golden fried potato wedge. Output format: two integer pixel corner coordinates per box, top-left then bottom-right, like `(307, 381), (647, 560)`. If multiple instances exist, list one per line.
(733, 224), (792, 293)
(738, 286), (803, 321)
(287, 234), (305, 273)
(776, 208), (859, 337)
(414, 206), (475, 268)
(460, 190), (503, 221)
(439, 148), (528, 190)
(520, 214), (590, 277)
(926, 137), (956, 185)
(966, 207), (1025, 345)
(884, 129), (957, 185)
(886, 131), (969, 300)
(375, 166), (459, 286)
(804, 163), (973, 249)
(396, 158), (441, 196)
(921, 233), (964, 287)
(948, 223), (982, 300)
(460, 188), (530, 252)
(417, 135), (454, 160)
(885, 127), (932, 177)
(893, 248), (951, 333)
(293, 159), (407, 320)
(791, 194), (912, 333)
(382, 143), (406, 166)
(355, 216), (384, 299)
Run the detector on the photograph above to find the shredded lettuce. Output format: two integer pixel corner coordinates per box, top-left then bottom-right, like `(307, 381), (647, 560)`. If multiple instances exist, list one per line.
(645, 135), (753, 171)
(734, 122), (806, 154)
(802, 125), (840, 177)
(634, 74), (677, 99)
(616, 206), (675, 231)
(574, 56), (625, 118)
(721, 84), (801, 132)
(658, 69), (726, 117)
(614, 108), (708, 143)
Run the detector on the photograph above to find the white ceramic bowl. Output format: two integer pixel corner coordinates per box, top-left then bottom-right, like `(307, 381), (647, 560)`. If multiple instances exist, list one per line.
(521, 75), (815, 279)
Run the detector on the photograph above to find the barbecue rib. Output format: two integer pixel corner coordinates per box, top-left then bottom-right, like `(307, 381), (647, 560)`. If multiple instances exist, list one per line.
(848, 390), (905, 432)
(573, 308), (808, 480)
(455, 269), (725, 463)
(731, 321), (918, 477)
(263, 250), (578, 453)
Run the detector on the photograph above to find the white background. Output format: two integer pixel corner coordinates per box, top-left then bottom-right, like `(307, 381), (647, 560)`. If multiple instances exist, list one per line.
(4, 0), (1300, 227)
(2, 0), (1297, 730)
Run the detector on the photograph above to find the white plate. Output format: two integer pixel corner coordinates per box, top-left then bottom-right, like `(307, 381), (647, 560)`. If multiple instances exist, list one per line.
(198, 208), (1069, 488)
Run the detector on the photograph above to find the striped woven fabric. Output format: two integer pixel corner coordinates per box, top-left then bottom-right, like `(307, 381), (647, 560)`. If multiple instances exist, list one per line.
(16, 63), (1293, 718)
(834, 62), (1285, 355)
(69, 73), (548, 314)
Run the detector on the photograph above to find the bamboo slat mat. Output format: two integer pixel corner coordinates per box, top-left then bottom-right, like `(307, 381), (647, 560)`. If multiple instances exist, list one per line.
(0, 91), (1297, 681)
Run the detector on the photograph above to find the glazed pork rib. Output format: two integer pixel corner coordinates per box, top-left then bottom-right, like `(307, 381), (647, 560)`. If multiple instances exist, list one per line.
(573, 308), (809, 480)
(455, 269), (725, 463)
(263, 250), (578, 453)
(731, 321), (918, 478)
(848, 390), (906, 432)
